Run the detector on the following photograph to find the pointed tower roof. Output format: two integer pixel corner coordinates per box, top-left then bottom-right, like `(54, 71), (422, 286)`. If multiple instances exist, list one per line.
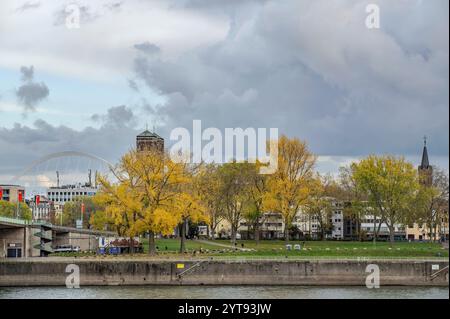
(420, 136), (430, 169)
(137, 130), (163, 140)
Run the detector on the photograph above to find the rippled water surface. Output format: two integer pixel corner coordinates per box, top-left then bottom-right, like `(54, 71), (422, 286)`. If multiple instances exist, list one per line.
(0, 286), (448, 299)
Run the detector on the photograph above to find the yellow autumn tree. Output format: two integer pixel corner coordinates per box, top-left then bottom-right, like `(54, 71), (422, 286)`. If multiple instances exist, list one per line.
(94, 148), (193, 255)
(264, 135), (317, 242)
(92, 182), (142, 252)
(196, 164), (225, 240)
(171, 163), (209, 253)
(352, 155), (419, 245)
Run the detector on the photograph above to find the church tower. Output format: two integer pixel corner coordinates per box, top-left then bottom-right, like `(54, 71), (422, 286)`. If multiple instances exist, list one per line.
(418, 136), (433, 187)
(136, 128), (164, 153)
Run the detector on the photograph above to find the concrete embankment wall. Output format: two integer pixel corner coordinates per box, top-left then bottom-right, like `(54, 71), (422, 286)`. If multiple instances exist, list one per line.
(0, 259), (448, 287)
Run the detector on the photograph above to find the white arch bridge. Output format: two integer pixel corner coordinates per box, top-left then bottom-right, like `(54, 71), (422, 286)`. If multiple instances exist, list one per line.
(10, 151), (115, 193)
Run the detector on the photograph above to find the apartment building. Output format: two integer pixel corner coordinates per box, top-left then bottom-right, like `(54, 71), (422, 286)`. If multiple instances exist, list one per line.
(46, 184), (97, 204)
(0, 184), (25, 203)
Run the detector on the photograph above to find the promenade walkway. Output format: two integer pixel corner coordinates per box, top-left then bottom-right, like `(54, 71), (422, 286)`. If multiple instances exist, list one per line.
(193, 239), (254, 252)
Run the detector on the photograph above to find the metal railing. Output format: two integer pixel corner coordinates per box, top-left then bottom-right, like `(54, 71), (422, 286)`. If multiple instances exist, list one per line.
(0, 215), (31, 225)
(177, 260), (207, 279)
(201, 255), (450, 262)
(430, 266), (449, 281)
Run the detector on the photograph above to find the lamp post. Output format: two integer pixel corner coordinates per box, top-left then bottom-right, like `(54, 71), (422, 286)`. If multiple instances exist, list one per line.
(81, 202), (85, 229)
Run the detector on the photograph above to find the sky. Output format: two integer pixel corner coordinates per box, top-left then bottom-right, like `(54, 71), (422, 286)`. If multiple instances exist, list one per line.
(0, 0), (448, 185)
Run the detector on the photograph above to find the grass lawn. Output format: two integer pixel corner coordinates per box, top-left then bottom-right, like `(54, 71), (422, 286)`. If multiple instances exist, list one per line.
(142, 238), (220, 253)
(223, 240), (448, 258)
(140, 238), (448, 258)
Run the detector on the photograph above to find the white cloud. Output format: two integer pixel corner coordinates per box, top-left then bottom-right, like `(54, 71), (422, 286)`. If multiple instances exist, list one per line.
(0, 0), (229, 82)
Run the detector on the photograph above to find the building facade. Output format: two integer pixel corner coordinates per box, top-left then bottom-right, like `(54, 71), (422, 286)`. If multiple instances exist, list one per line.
(329, 201), (344, 239)
(136, 130), (164, 153)
(46, 184), (98, 204)
(293, 199), (345, 240)
(294, 209), (320, 239)
(0, 185), (25, 203)
(406, 138), (449, 241)
(238, 212), (285, 240)
(360, 215), (406, 241)
(28, 195), (57, 222)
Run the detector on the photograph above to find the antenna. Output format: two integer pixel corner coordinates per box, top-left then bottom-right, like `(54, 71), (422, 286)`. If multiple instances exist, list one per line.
(423, 135), (427, 146)
(56, 171), (60, 188)
(88, 169), (92, 187)
(152, 118), (157, 133)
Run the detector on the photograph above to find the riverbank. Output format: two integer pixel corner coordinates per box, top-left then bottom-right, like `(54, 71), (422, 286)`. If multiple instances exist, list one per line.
(0, 258), (448, 287)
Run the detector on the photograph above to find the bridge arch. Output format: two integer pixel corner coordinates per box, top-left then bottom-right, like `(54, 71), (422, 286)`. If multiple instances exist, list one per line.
(10, 151), (115, 184)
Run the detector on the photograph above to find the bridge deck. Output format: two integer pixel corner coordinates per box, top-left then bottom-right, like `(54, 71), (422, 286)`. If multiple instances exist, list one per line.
(0, 216), (115, 236)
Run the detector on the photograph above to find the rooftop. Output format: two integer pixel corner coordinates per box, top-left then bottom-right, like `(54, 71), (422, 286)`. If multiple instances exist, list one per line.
(47, 184), (97, 190)
(137, 130), (163, 140)
(419, 137), (431, 169)
(0, 184), (24, 188)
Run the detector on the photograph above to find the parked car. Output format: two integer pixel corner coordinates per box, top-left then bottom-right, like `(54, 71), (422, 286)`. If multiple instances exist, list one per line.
(53, 245), (80, 253)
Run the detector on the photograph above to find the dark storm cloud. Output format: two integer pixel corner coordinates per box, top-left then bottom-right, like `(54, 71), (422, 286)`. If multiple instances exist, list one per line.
(91, 114), (101, 122)
(170, 0), (268, 11)
(16, 66), (49, 112)
(104, 1), (123, 11)
(134, 0), (449, 158)
(20, 66), (34, 81)
(134, 42), (161, 56)
(91, 105), (137, 127)
(15, 1), (41, 12)
(105, 105), (136, 126)
(0, 106), (139, 175)
(128, 79), (139, 92)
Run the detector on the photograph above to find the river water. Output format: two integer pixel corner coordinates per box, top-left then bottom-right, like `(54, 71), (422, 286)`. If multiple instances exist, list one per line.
(0, 286), (448, 299)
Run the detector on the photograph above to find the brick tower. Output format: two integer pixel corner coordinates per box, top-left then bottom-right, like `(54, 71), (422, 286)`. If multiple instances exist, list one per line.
(136, 129), (164, 153)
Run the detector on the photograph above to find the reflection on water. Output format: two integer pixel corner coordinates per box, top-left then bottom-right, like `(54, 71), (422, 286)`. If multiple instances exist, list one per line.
(0, 286), (448, 299)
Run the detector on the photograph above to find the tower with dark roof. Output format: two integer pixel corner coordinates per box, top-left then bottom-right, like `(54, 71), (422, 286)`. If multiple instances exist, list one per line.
(136, 129), (164, 153)
(418, 136), (433, 186)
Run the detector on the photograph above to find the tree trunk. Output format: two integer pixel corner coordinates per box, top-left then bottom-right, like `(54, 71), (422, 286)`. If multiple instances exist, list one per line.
(231, 226), (237, 246)
(358, 218), (362, 242)
(210, 226), (215, 240)
(372, 220), (377, 244)
(255, 221), (260, 246)
(389, 225), (395, 246)
(148, 231), (156, 255)
(129, 236), (134, 255)
(284, 226), (289, 243)
(429, 223), (433, 242)
(179, 219), (186, 253)
(308, 218), (312, 239)
(321, 221), (326, 241)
